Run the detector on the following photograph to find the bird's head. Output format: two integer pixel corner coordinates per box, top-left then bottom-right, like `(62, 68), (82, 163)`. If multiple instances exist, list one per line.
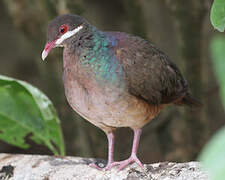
(42, 14), (89, 60)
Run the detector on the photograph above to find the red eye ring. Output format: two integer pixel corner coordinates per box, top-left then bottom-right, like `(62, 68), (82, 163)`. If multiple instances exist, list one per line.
(59, 24), (68, 34)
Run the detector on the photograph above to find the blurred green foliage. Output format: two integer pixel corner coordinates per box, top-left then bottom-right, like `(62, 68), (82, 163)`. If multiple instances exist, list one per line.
(210, 0), (225, 32)
(0, 75), (65, 155)
(199, 127), (225, 180)
(199, 1), (225, 179)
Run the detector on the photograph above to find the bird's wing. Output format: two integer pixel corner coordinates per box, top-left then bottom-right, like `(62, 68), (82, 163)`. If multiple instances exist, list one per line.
(106, 32), (188, 105)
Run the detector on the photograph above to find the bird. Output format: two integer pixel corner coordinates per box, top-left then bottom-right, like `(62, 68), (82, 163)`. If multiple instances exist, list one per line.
(42, 14), (201, 171)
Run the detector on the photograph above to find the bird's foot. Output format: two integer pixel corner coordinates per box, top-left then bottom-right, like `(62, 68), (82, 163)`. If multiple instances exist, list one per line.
(108, 154), (144, 171)
(89, 155), (143, 171)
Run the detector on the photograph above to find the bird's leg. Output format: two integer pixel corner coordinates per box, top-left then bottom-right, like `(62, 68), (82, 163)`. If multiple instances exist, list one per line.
(104, 132), (115, 169)
(89, 132), (115, 170)
(111, 129), (144, 171)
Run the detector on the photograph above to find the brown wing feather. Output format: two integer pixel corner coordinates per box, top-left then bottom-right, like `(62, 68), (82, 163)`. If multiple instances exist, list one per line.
(107, 32), (189, 105)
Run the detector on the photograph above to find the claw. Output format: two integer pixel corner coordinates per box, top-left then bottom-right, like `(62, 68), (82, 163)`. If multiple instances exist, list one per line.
(111, 155), (144, 171)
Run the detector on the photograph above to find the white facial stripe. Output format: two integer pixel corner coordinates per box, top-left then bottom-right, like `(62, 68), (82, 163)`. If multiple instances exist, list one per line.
(55, 25), (83, 45)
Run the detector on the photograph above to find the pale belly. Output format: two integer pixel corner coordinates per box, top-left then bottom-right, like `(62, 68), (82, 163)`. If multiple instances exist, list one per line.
(64, 72), (161, 133)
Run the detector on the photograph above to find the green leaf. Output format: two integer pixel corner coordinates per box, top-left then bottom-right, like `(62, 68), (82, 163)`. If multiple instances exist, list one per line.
(0, 75), (65, 155)
(199, 35), (225, 180)
(210, 0), (225, 32)
(198, 126), (225, 180)
(210, 35), (225, 108)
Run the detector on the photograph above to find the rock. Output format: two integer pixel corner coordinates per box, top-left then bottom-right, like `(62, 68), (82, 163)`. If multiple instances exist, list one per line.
(0, 153), (208, 180)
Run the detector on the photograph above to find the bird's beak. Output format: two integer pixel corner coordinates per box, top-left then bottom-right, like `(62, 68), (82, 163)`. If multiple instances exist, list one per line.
(41, 40), (56, 61)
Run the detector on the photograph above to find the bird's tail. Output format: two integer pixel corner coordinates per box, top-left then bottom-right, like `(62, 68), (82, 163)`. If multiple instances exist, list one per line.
(175, 93), (203, 107)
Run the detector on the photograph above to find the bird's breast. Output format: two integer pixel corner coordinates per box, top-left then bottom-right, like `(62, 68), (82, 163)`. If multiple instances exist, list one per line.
(62, 48), (162, 132)
(63, 64), (162, 132)
(63, 62), (126, 123)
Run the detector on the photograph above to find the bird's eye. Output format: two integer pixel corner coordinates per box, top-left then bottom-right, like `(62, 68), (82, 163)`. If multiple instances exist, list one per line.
(59, 25), (68, 34)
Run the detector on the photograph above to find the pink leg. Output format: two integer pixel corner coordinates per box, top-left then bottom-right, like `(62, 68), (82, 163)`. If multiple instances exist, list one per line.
(105, 132), (115, 169)
(111, 129), (144, 171)
(89, 132), (115, 170)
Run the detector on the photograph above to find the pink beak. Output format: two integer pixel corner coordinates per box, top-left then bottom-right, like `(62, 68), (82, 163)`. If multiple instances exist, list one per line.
(41, 40), (56, 61)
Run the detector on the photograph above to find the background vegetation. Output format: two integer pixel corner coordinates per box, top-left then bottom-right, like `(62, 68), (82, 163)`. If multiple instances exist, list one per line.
(199, 0), (225, 178)
(0, 0), (224, 170)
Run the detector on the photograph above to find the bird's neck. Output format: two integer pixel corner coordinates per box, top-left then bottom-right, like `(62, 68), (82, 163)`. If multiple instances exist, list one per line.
(65, 27), (124, 86)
